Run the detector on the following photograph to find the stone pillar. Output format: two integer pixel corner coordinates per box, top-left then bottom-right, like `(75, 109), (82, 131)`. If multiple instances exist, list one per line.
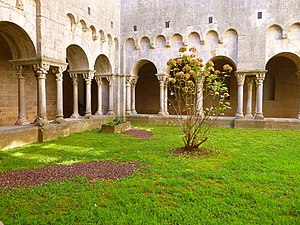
(33, 64), (50, 126)
(235, 73), (246, 119)
(106, 76), (115, 115)
(83, 71), (95, 118)
(15, 65), (29, 125)
(53, 66), (66, 124)
(157, 74), (166, 116)
(95, 76), (103, 116)
(164, 77), (169, 115)
(195, 76), (206, 116)
(254, 73), (266, 120)
(245, 77), (254, 119)
(69, 72), (80, 118)
(125, 77), (132, 115)
(296, 72), (300, 119)
(131, 76), (138, 114)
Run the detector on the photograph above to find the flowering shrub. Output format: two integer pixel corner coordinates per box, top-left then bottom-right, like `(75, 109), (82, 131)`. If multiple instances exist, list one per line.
(167, 47), (232, 150)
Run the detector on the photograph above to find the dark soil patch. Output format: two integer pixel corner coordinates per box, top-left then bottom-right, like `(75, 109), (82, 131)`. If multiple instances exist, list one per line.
(173, 147), (219, 158)
(0, 161), (145, 189)
(123, 128), (152, 139)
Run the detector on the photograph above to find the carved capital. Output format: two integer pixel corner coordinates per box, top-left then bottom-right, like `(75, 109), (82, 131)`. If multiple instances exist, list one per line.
(52, 66), (66, 82)
(33, 64), (50, 79)
(69, 72), (78, 83)
(130, 76), (138, 86)
(83, 72), (95, 84)
(106, 76), (115, 86)
(94, 76), (103, 85)
(14, 65), (26, 79)
(156, 73), (168, 85)
(235, 73), (246, 86)
(255, 73), (265, 86)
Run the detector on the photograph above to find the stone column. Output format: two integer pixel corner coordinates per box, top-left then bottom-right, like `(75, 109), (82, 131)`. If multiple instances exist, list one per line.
(296, 72), (300, 119)
(131, 76), (138, 114)
(254, 73), (266, 119)
(83, 71), (95, 118)
(235, 73), (246, 119)
(195, 76), (206, 116)
(125, 77), (132, 115)
(33, 64), (50, 126)
(106, 76), (115, 115)
(15, 65), (29, 125)
(245, 77), (254, 119)
(157, 74), (166, 116)
(95, 76), (103, 116)
(69, 72), (80, 118)
(53, 66), (66, 124)
(164, 77), (169, 115)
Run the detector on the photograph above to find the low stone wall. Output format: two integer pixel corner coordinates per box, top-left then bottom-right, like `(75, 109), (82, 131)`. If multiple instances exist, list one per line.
(0, 116), (110, 151)
(0, 126), (39, 150)
(127, 115), (235, 128)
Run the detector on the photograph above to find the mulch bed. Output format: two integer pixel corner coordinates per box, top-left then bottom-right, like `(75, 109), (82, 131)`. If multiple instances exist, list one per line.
(0, 128), (152, 189)
(123, 128), (152, 139)
(0, 161), (143, 189)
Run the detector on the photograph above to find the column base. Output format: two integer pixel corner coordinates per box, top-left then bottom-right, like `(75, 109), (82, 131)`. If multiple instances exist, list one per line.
(125, 110), (132, 115)
(254, 113), (264, 120)
(54, 117), (66, 124)
(131, 110), (137, 115)
(235, 113), (244, 119)
(164, 111), (169, 116)
(107, 110), (115, 115)
(34, 117), (49, 126)
(244, 114), (254, 119)
(71, 113), (80, 119)
(158, 111), (166, 116)
(15, 117), (30, 125)
(84, 113), (93, 119)
(298, 113), (300, 119)
(95, 111), (103, 116)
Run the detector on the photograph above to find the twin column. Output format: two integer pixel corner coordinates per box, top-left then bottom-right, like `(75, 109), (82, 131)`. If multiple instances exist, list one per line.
(235, 71), (267, 120)
(69, 72), (116, 117)
(125, 75), (138, 115)
(156, 74), (169, 116)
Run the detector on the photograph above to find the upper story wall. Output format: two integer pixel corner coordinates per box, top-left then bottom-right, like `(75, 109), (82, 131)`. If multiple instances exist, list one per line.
(0, 0), (121, 64)
(40, 0), (121, 63)
(120, 0), (300, 71)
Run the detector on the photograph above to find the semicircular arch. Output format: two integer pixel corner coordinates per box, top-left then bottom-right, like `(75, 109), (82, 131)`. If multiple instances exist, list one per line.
(66, 44), (89, 71)
(0, 21), (36, 59)
(94, 54), (112, 75)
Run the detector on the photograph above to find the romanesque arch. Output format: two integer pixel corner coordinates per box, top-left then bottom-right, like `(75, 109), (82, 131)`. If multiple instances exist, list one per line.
(264, 52), (300, 118)
(0, 21), (37, 126)
(207, 56), (237, 116)
(94, 54), (112, 115)
(63, 44), (90, 117)
(133, 60), (159, 114)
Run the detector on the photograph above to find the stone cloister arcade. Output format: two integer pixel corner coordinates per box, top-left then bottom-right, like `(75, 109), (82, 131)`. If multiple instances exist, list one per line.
(1, 23), (300, 132)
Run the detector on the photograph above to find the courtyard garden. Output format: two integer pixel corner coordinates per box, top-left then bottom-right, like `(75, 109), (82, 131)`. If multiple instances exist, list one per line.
(0, 126), (299, 224)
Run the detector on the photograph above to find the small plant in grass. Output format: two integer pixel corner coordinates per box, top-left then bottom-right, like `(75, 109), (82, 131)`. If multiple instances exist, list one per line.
(107, 116), (124, 125)
(167, 46), (232, 151)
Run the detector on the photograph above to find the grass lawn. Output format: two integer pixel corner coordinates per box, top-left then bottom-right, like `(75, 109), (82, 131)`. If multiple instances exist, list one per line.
(0, 126), (299, 224)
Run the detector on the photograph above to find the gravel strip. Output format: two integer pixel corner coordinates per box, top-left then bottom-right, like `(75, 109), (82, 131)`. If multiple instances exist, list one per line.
(123, 128), (152, 139)
(0, 161), (143, 189)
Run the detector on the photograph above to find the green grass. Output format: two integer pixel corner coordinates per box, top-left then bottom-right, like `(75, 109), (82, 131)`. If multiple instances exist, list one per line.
(0, 126), (299, 224)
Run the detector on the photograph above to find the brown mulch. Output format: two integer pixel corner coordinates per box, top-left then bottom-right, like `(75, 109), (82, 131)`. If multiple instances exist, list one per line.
(0, 161), (144, 189)
(123, 128), (152, 139)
